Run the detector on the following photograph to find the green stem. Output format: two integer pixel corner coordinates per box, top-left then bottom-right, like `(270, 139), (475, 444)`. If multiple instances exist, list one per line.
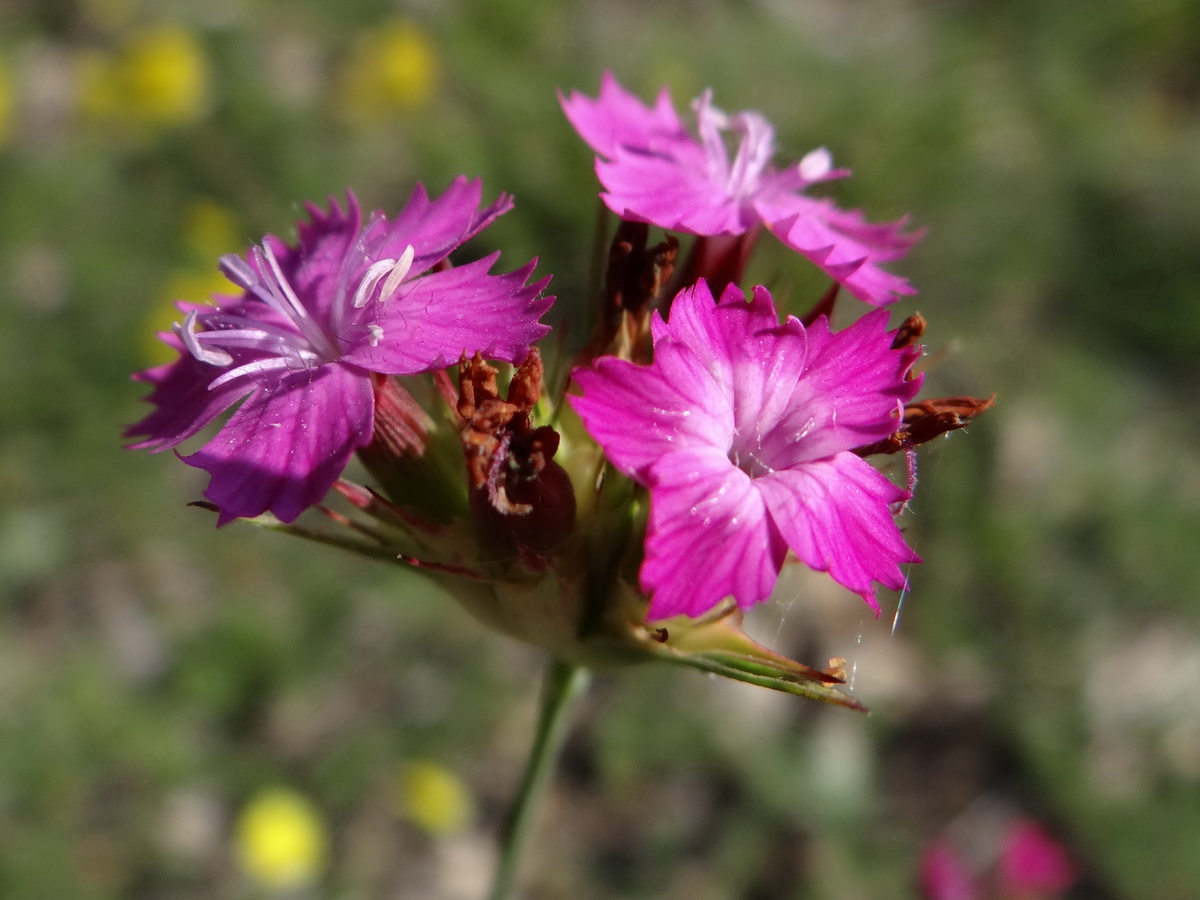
(488, 657), (590, 900)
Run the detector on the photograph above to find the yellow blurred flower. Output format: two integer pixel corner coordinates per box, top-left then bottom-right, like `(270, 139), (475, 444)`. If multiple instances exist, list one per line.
(77, 23), (211, 129)
(181, 198), (241, 261)
(394, 761), (474, 837)
(120, 24), (210, 125)
(234, 787), (328, 892)
(337, 19), (438, 121)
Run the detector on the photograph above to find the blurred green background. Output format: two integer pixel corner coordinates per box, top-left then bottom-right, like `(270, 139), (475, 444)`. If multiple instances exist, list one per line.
(3, 0), (1200, 897)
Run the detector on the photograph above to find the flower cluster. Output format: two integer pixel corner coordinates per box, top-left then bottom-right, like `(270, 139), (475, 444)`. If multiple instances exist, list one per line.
(128, 73), (989, 707)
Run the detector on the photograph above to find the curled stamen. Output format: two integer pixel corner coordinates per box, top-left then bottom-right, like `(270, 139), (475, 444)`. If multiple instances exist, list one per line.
(176, 310), (233, 367)
(259, 244), (313, 327)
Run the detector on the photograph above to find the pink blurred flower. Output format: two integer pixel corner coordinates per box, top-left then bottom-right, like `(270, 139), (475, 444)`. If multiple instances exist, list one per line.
(920, 819), (1077, 900)
(921, 840), (979, 900)
(560, 72), (920, 305)
(127, 178), (551, 524)
(999, 820), (1077, 898)
(570, 280), (920, 621)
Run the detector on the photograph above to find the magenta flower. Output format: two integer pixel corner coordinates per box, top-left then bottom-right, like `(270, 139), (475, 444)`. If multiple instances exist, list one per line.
(570, 280), (921, 621)
(560, 72), (920, 305)
(127, 177), (552, 525)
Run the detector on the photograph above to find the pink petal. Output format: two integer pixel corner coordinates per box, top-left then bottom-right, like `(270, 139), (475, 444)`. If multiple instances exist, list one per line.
(658, 283), (809, 447)
(124, 337), (256, 450)
(755, 452), (918, 614)
(342, 256), (551, 372)
(763, 309), (920, 467)
(596, 150), (749, 235)
(269, 194), (363, 327)
(641, 448), (786, 620)
(366, 177), (514, 277)
(183, 362), (374, 524)
(569, 338), (733, 479)
(559, 71), (687, 161)
(762, 196), (922, 305)
(998, 820), (1076, 897)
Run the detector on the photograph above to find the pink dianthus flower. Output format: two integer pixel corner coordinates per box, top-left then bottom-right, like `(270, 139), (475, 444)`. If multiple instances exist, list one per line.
(570, 280), (921, 621)
(560, 72), (920, 305)
(127, 177), (552, 524)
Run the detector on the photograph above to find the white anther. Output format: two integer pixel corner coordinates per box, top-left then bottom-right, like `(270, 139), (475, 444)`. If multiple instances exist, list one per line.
(799, 147), (833, 182)
(352, 259), (397, 309)
(378, 244), (415, 300)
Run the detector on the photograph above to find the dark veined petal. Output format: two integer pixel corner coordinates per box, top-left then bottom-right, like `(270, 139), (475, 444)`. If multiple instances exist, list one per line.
(124, 334), (256, 450)
(182, 362), (374, 525)
(342, 255), (552, 373)
(366, 176), (514, 277)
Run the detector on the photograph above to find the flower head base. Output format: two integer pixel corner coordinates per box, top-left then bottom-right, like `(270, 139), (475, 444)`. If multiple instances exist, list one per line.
(126, 177), (552, 524)
(459, 348), (577, 560)
(561, 72), (921, 305)
(571, 280), (921, 620)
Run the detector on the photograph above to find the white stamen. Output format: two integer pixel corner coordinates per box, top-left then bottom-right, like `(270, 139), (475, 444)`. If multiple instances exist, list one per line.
(258, 243), (308, 324)
(352, 259), (397, 309)
(367, 324), (384, 347)
(188, 324), (298, 350)
(256, 242), (340, 360)
(218, 254), (257, 290)
(799, 147), (833, 182)
(176, 310), (233, 366)
(207, 354), (314, 390)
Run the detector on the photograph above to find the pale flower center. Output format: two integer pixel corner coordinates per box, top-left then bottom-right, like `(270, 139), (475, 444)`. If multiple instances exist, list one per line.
(693, 91), (776, 202)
